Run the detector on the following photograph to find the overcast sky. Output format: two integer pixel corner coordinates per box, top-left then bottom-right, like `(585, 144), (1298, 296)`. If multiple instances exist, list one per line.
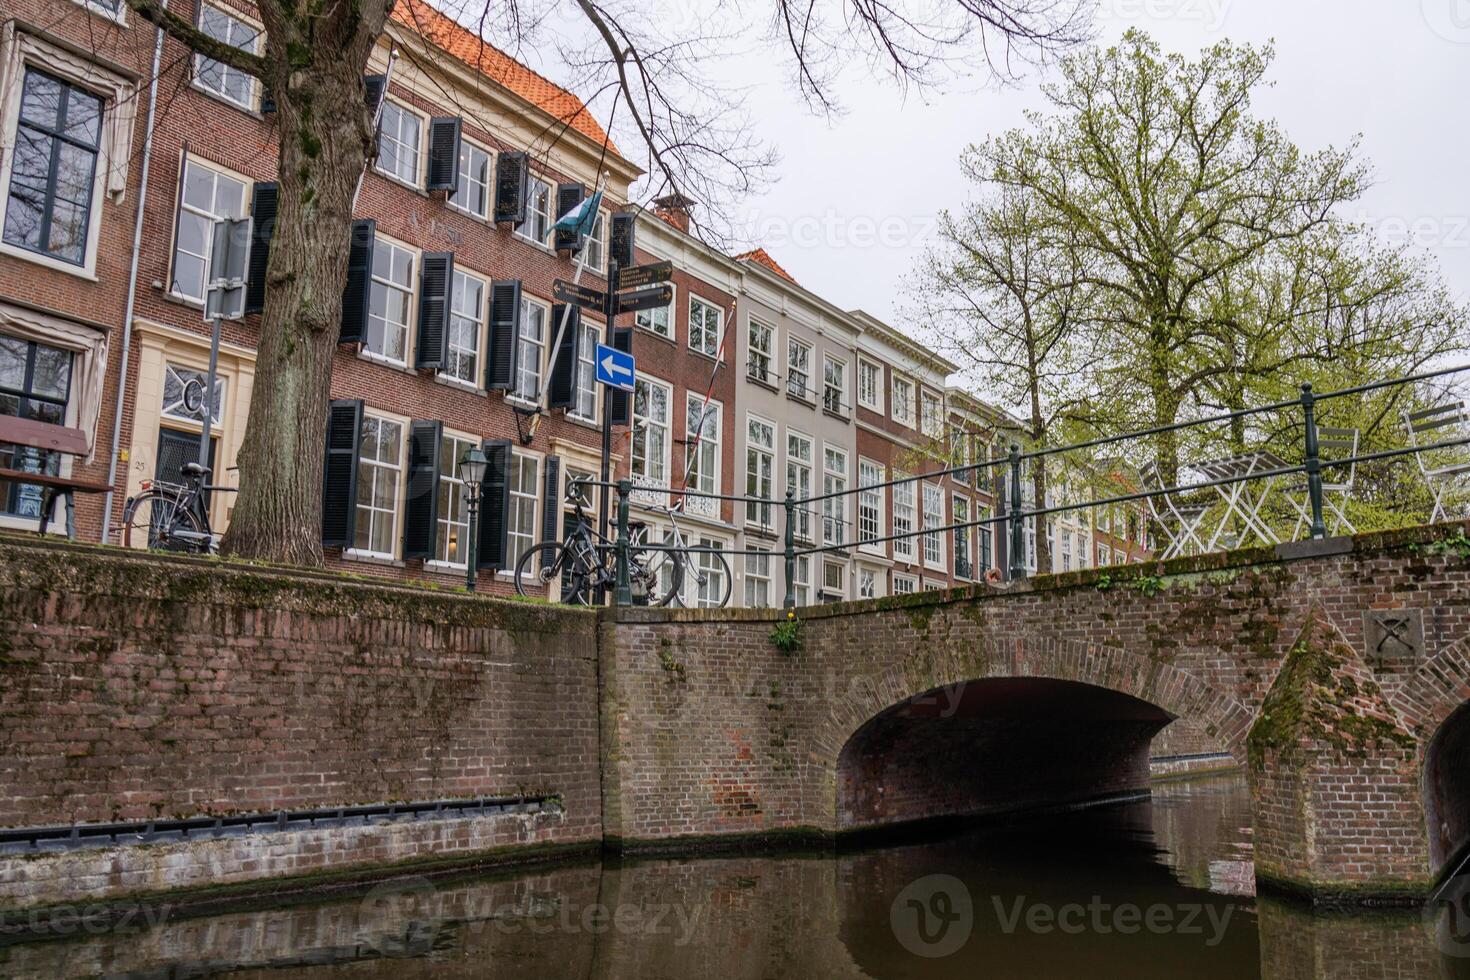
(699, 0), (1470, 325)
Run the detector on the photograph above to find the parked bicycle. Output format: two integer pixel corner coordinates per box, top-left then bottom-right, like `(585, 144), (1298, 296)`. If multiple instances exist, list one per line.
(120, 462), (237, 553)
(514, 481), (732, 607)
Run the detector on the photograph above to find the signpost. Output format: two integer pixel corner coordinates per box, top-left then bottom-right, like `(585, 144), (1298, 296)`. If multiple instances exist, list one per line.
(595, 343), (636, 392)
(552, 279), (605, 309)
(615, 260), (672, 291)
(200, 217), (251, 471)
(615, 284), (674, 315)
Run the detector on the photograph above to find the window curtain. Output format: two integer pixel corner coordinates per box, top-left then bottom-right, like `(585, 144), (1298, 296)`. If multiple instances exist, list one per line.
(0, 301), (109, 458)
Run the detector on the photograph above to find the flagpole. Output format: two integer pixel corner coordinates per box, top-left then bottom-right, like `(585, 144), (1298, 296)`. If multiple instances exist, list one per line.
(532, 171), (609, 438)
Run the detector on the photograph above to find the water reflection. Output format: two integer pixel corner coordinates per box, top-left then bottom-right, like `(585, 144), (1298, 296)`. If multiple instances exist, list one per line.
(1, 775), (1460, 979)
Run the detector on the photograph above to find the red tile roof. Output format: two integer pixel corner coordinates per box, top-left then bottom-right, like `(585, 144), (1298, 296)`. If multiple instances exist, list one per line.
(391, 0), (619, 154)
(735, 248), (798, 285)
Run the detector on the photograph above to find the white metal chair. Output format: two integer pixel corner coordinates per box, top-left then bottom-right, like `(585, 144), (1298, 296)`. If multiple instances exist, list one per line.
(1287, 427), (1359, 538)
(1405, 401), (1470, 523)
(1140, 461), (1210, 559)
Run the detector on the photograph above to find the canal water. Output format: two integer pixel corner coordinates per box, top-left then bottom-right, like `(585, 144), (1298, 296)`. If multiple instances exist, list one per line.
(3, 775), (1464, 978)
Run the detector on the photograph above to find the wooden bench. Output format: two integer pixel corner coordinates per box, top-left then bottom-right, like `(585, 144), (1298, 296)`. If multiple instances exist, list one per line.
(0, 416), (112, 539)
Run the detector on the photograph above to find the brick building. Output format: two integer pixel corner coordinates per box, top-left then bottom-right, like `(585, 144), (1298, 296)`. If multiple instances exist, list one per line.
(0, 0), (1146, 604)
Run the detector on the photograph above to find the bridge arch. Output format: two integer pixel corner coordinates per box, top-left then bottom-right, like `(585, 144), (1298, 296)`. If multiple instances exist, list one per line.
(811, 638), (1253, 832)
(1397, 637), (1470, 875)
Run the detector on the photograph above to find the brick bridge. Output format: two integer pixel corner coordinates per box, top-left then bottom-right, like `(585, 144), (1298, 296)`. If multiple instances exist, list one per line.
(603, 524), (1470, 901)
(5, 525), (1470, 912)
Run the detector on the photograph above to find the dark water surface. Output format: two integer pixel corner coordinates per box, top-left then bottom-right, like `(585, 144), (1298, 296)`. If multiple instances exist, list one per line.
(3, 775), (1462, 978)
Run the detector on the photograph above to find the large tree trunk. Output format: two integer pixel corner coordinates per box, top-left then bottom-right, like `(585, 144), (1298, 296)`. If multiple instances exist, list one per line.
(219, 2), (387, 563)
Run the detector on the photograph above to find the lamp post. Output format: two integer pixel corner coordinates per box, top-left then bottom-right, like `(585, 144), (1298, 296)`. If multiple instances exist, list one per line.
(459, 447), (488, 592)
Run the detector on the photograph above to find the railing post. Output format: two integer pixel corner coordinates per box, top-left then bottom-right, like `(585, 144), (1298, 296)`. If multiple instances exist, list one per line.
(783, 489), (797, 609)
(614, 478), (633, 606)
(1301, 382), (1327, 540)
(1008, 444), (1026, 580)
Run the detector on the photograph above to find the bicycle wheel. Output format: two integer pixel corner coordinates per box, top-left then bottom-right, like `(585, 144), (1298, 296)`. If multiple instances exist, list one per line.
(676, 546), (734, 609)
(121, 491), (206, 552)
(627, 545), (683, 607)
(515, 539), (598, 604)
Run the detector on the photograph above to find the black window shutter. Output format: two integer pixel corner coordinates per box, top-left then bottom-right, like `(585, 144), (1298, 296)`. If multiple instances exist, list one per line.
(415, 252), (454, 369)
(492, 151), (529, 224)
(259, 85), (277, 114)
(340, 218), (376, 344)
(546, 304), (582, 409)
(608, 325), (634, 426)
(322, 399), (364, 547)
(610, 211), (636, 268)
(540, 455), (561, 567)
(478, 439), (513, 570)
(244, 182), (278, 315)
(553, 183), (586, 252)
(426, 117), (462, 192)
(363, 74), (386, 113)
(403, 419), (443, 560)
(485, 279), (522, 390)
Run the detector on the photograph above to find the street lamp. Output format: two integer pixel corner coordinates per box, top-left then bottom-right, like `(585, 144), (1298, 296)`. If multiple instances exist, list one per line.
(459, 446), (488, 591)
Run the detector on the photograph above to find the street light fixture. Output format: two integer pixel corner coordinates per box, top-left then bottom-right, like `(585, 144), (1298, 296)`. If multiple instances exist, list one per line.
(459, 446), (488, 591)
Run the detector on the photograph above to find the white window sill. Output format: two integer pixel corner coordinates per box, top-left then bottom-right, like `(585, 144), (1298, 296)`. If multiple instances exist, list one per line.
(69, 0), (127, 24)
(425, 559), (469, 572)
(189, 79), (262, 117)
(566, 412), (600, 430)
(505, 394), (540, 411)
(374, 167), (426, 196)
(446, 201), (491, 223)
(0, 510), (65, 534)
(0, 240), (98, 281)
(513, 232), (555, 254)
(163, 290), (206, 310)
(858, 400), (883, 413)
(434, 374), (481, 394)
(636, 325), (676, 344)
(359, 349), (411, 372)
(342, 549), (403, 567)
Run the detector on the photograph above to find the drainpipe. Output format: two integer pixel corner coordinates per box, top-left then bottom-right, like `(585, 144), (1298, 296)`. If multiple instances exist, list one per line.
(100, 0), (168, 543)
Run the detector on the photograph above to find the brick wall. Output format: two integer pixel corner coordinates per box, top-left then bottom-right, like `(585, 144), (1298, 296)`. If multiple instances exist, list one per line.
(0, 534), (602, 906)
(602, 523), (1470, 898)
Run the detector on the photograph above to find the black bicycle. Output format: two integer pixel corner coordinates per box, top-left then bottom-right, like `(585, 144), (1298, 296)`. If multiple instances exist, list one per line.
(515, 488), (732, 607)
(120, 462), (237, 553)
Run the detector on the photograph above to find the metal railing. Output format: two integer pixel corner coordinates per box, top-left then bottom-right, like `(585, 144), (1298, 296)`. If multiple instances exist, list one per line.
(589, 363), (1470, 608)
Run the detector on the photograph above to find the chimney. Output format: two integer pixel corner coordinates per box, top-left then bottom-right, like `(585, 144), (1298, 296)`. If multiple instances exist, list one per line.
(652, 193), (695, 233)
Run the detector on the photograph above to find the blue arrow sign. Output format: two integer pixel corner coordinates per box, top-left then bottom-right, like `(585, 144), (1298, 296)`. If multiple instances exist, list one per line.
(595, 343), (636, 392)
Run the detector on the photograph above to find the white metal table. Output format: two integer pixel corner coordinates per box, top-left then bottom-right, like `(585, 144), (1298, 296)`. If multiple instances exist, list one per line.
(1188, 450), (1291, 550)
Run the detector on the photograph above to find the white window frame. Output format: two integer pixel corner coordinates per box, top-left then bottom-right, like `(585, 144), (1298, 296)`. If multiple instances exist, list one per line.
(635, 282), (675, 339)
(920, 388), (944, 438)
(857, 357), (883, 412)
(508, 294), (547, 405)
(822, 444), (848, 547)
(787, 336), (813, 402)
(582, 211), (606, 272)
(683, 393), (722, 520)
(745, 413), (776, 531)
(447, 138), (492, 219)
(362, 234), (416, 367)
(514, 174), (553, 247)
(892, 376), (915, 427)
(786, 429), (813, 542)
(429, 431), (479, 569)
(746, 315), (775, 385)
(892, 475), (915, 562)
(792, 554), (812, 606)
(503, 449), (540, 577)
(688, 294), (723, 359)
(569, 318), (600, 423)
(922, 480), (945, 570)
(375, 100), (423, 188)
(821, 559), (846, 603)
(857, 566), (880, 600)
(438, 267), (485, 389)
(191, 3), (262, 111)
(858, 457), (885, 555)
(892, 572), (917, 596)
(823, 353), (847, 416)
(681, 533), (730, 609)
(0, 44), (131, 279)
(631, 373), (673, 502)
(168, 155), (249, 304)
(744, 548), (772, 608)
(349, 412), (405, 560)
